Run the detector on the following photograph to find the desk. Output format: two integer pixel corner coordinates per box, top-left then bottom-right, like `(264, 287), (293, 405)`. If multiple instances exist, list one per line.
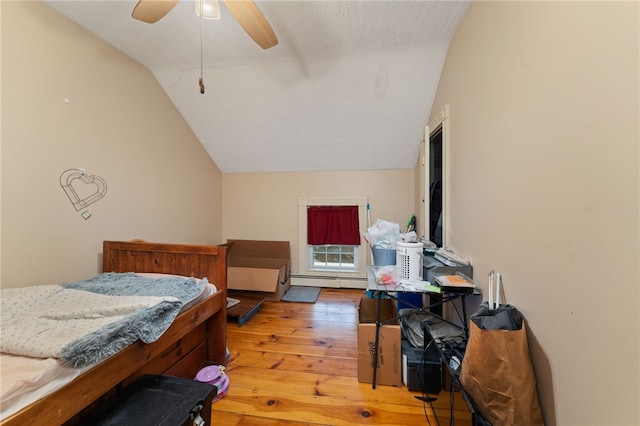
(366, 267), (475, 389)
(366, 267), (489, 424)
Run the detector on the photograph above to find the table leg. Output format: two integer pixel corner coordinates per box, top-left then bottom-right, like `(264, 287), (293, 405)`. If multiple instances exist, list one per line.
(372, 291), (382, 389)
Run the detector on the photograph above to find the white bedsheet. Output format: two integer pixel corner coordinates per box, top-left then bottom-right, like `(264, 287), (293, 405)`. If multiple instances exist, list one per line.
(0, 276), (216, 421)
(0, 354), (90, 421)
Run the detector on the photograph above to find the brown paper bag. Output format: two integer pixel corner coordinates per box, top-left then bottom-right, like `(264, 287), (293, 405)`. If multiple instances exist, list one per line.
(460, 320), (544, 425)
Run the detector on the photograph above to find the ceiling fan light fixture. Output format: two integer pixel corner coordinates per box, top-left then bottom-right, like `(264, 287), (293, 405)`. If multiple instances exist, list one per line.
(195, 0), (221, 20)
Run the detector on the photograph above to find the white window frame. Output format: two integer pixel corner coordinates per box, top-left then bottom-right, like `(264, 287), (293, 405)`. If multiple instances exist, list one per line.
(298, 197), (368, 278)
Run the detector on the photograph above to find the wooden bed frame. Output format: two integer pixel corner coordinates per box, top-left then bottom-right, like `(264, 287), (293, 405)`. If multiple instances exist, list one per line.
(1, 240), (228, 426)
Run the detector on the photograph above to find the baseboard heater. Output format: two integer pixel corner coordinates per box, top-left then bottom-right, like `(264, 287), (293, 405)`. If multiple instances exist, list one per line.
(290, 274), (367, 281)
(290, 274), (367, 289)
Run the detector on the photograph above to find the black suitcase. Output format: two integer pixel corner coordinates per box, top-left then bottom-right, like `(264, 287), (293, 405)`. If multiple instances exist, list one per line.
(81, 375), (217, 426)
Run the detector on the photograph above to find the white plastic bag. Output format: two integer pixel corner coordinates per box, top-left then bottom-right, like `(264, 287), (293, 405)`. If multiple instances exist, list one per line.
(364, 219), (400, 249)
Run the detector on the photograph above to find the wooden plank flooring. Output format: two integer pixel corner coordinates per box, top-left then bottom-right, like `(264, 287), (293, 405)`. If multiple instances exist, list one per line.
(212, 288), (472, 425)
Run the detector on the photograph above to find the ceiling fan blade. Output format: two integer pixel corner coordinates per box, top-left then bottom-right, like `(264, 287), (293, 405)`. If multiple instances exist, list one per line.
(132, 0), (179, 23)
(222, 0), (278, 49)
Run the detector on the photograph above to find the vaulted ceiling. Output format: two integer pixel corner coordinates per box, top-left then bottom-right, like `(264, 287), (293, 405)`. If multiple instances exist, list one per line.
(44, 0), (470, 173)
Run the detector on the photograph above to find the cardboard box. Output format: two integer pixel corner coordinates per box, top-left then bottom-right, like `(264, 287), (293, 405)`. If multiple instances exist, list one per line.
(226, 239), (291, 301)
(357, 297), (402, 387)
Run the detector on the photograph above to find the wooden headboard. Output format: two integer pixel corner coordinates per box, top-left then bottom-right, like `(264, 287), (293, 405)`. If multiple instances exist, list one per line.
(103, 240), (227, 291)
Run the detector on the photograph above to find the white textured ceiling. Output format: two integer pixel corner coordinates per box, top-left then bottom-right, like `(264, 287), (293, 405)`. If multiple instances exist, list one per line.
(44, 0), (470, 173)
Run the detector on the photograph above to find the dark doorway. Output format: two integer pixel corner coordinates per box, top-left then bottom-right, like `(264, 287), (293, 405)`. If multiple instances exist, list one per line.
(429, 126), (443, 246)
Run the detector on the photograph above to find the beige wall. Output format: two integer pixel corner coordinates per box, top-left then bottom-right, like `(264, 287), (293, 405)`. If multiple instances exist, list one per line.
(4, 1), (639, 423)
(222, 169), (415, 274)
(1, 1), (223, 287)
(429, 1), (639, 425)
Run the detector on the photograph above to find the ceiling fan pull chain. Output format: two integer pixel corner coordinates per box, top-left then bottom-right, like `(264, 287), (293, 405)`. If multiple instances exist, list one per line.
(199, 4), (205, 94)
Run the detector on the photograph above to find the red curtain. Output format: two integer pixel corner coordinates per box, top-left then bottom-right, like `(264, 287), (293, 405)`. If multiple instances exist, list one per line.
(307, 206), (361, 246)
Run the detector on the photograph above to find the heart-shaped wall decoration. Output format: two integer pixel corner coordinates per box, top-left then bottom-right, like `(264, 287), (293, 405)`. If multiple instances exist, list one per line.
(60, 169), (107, 211)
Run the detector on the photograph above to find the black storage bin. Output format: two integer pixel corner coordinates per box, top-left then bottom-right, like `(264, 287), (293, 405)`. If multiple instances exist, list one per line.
(81, 375), (217, 426)
(402, 339), (442, 393)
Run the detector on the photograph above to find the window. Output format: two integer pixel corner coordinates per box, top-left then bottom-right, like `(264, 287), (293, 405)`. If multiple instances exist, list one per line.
(298, 197), (368, 279)
(308, 245), (358, 272)
(306, 205), (360, 273)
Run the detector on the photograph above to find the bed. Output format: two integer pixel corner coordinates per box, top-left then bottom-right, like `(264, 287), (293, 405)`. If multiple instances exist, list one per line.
(0, 240), (228, 426)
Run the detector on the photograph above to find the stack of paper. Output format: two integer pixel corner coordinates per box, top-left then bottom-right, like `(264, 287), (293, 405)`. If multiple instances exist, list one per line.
(434, 274), (475, 294)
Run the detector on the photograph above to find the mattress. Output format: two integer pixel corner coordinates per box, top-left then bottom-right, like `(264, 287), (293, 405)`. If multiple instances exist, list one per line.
(0, 274), (217, 421)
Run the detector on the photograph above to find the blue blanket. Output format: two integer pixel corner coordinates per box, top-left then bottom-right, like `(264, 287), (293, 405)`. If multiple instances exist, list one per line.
(58, 273), (207, 367)
(61, 272), (206, 302)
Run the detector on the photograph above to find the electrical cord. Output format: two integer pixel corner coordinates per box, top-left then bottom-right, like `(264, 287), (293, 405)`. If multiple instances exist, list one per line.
(449, 378), (455, 426)
(440, 339), (469, 426)
(414, 339), (440, 426)
(426, 338), (467, 426)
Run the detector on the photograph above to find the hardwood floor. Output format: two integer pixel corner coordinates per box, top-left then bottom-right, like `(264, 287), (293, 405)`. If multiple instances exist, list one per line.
(212, 288), (473, 425)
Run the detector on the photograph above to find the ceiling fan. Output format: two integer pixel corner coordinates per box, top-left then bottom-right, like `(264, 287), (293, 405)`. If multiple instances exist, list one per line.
(131, 0), (278, 50)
